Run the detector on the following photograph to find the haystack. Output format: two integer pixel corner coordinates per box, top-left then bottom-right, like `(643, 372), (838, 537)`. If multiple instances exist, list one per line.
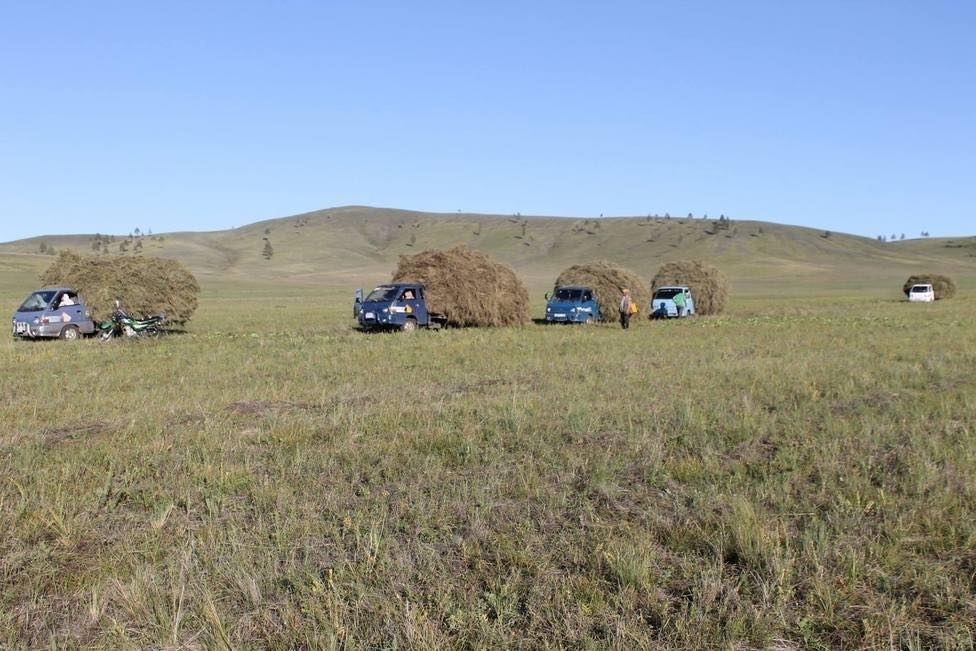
(41, 251), (200, 323)
(554, 261), (649, 322)
(392, 245), (529, 327)
(902, 274), (956, 300)
(651, 260), (729, 315)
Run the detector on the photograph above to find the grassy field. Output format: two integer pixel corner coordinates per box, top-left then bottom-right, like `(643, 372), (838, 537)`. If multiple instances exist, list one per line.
(2, 275), (974, 648)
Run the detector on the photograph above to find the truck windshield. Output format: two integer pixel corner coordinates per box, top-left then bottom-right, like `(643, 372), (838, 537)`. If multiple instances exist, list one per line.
(552, 288), (584, 301)
(18, 291), (57, 311)
(365, 287), (400, 302)
(911, 286), (930, 292)
(654, 288), (682, 299)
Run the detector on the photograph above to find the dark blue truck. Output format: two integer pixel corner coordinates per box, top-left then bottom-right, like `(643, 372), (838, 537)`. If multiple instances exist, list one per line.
(544, 285), (601, 323)
(355, 283), (447, 332)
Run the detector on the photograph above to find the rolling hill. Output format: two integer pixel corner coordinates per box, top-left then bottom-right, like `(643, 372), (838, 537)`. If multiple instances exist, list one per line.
(2, 206), (974, 296)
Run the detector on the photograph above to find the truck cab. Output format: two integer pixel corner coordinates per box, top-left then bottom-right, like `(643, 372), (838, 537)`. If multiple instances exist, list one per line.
(356, 283), (446, 331)
(907, 283), (935, 302)
(650, 286), (695, 318)
(545, 285), (600, 323)
(12, 287), (95, 340)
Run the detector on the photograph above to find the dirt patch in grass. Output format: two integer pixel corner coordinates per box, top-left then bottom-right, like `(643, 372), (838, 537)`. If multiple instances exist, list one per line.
(1, 420), (112, 449)
(226, 400), (325, 416)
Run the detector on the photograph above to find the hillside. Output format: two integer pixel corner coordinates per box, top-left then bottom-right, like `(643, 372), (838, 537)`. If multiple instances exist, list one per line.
(2, 206), (974, 295)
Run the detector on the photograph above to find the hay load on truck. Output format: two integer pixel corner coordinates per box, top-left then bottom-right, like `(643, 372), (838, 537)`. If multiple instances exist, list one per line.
(356, 283), (447, 332)
(651, 286), (695, 318)
(651, 260), (728, 316)
(544, 285), (600, 323)
(388, 245), (530, 328)
(40, 251), (200, 325)
(902, 274), (955, 300)
(553, 262), (648, 323)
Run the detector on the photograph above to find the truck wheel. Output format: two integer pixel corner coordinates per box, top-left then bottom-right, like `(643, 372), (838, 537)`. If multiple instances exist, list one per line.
(60, 325), (80, 341)
(401, 318), (417, 333)
(584, 316), (594, 324)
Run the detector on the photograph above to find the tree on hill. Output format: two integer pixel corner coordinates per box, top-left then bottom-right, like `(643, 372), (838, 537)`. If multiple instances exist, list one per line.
(262, 239), (274, 259)
(39, 242), (48, 254)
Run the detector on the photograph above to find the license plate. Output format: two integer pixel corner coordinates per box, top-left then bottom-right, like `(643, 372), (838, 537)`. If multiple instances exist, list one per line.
(554, 313), (566, 318)
(364, 312), (375, 319)
(15, 322), (27, 333)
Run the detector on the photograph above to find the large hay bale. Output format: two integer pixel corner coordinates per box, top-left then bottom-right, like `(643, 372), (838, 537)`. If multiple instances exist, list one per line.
(651, 260), (729, 315)
(392, 245), (529, 327)
(40, 251), (200, 323)
(554, 261), (649, 322)
(902, 274), (956, 300)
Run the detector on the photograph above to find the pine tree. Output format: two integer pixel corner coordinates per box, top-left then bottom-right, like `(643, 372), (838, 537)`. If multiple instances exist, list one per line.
(262, 240), (274, 259)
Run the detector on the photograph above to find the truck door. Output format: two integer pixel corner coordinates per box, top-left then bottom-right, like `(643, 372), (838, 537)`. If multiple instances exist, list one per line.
(51, 291), (86, 328)
(354, 288), (363, 318)
(407, 288), (428, 325)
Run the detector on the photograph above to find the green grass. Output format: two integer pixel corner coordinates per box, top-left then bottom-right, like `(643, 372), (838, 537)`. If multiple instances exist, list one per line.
(2, 278), (974, 648)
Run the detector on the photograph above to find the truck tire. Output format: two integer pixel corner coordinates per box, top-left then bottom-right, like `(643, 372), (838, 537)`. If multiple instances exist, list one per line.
(401, 317), (417, 333)
(60, 325), (80, 341)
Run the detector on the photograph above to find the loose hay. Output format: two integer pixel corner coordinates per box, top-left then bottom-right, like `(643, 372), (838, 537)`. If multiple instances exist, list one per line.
(392, 245), (529, 327)
(902, 274), (956, 300)
(41, 251), (200, 323)
(554, 261), (649, 322)
(651, 260), (729, 315)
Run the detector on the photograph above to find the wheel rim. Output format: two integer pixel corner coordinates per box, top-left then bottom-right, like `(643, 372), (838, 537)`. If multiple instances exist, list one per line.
(403, 320), (416, 332)
(63, 327), (78, 340)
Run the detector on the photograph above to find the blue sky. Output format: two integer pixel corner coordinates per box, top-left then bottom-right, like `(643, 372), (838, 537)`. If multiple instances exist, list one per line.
(1, 1), (973, 242)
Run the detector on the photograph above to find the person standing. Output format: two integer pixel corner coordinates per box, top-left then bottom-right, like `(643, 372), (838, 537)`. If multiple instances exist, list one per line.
(619, 289), (632, 329)
(673, 288), (686, 317)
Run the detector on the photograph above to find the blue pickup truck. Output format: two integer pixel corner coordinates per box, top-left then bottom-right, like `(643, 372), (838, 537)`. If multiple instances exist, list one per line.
(12, 287), (96, 340)
(650, 286), (695, 318)
(545, 285), (600, 323)
(355, 283), (447, 332)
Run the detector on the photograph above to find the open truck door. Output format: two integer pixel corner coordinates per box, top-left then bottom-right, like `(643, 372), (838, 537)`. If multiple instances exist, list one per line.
(353, 288), (363, 318)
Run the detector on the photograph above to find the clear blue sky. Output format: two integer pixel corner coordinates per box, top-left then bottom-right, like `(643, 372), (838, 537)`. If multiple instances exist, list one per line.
(2, 1), (973, 242)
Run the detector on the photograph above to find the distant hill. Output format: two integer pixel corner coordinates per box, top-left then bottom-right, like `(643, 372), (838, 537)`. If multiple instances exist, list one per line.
(2, 206), (974, 294)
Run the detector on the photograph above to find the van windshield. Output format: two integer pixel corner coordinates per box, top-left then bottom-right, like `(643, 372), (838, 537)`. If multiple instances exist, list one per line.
(911, 286), (931, 292)
(18, 291), (57, 312)
(553, 288), (584, 302)
(654, 288), (682, 299)
(365, 287), (401, 302)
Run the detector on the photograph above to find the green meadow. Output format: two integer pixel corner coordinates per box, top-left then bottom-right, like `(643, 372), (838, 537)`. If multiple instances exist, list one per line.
(2, 274), (974, 648)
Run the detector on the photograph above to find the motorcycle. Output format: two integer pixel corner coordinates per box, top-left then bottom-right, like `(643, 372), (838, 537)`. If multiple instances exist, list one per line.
(98, 300), (166, 340)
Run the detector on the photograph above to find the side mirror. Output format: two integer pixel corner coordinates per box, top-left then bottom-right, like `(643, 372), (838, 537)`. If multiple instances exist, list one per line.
(544, 292), (550, 300)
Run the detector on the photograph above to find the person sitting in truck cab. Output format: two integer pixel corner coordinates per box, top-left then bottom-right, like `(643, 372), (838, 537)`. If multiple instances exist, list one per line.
(59, 293), (75, 307)
(402, 289), (415, 300)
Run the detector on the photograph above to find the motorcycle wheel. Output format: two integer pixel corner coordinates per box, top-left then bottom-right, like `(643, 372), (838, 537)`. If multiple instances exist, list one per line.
(98, 329), (114, 341)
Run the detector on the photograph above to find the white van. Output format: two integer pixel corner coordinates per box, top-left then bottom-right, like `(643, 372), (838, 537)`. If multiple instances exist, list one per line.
(907, 283), (935, 302)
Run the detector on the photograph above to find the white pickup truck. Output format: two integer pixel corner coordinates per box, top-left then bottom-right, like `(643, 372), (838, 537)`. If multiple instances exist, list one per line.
(907, 283), (935, 302)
